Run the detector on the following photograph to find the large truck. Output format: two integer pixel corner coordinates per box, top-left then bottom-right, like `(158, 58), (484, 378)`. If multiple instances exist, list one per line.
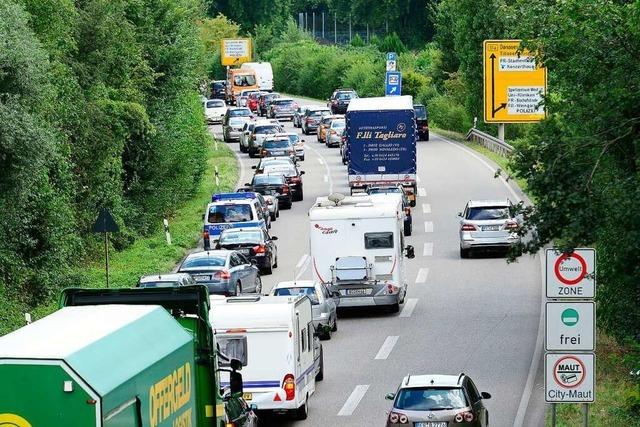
(309, 194), (415, 312)
(0, 286), (252, 427)
(345, 95), (418, 206)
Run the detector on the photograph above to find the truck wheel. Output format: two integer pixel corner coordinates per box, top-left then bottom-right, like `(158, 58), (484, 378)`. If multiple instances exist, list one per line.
(315, 351), (324, 381)
(460, 247), (470, 259)
(293, 399), (308, 420)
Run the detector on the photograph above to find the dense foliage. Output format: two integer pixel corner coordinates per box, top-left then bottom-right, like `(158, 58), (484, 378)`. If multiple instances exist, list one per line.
(0, 0), (210, 322)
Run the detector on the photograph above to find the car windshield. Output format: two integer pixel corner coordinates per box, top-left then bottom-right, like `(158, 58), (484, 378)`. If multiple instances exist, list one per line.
(255, 125), (280, 134)
(181, 255), (227, 268)
(368, 187), (401, 194)
(207, 100), (225, 108)
(273, 287), (319, 304)
(395, 387), (468, 411)
(337, 92), (355, 100)
(229, 109), (251, 117)
(219, 231), (262, 245)
(233, 74), (256, 86)
(208, 204), (253, 223)
(253, 175), (285, 185)
(264, 140), (291, 149)
(273, 100), (295, 106)
(466, 206), (510, 220)
(286, 134), (300, 144)
(309, 110), (329, 117)
(414, 105), (427, 119)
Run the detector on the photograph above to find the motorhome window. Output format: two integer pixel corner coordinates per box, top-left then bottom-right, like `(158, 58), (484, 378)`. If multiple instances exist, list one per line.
(364, 232), (394, 249)
(218, 336), (248, 366)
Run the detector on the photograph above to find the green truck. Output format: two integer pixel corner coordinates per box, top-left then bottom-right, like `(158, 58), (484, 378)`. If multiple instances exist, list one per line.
(0, 286), (254, 427)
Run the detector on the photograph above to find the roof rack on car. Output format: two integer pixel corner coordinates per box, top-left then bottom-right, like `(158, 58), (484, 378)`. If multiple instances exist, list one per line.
(404, 375), (411, 386)
(457, 372), (466, 385)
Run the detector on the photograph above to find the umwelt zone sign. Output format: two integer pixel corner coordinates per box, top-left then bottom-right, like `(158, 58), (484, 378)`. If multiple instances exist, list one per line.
(545, 248), (596, 299)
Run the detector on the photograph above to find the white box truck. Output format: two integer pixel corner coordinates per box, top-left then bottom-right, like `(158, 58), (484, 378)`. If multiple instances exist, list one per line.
(241, 62), (274, 92)
(309, 194), (415, 312)
(209, 295), (317, 420)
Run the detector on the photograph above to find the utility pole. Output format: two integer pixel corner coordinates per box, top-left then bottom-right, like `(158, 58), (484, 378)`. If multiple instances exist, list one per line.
(322, 12), (325, 39)
(334, 13), (337, 44)
(349, 14), (352, 43)
(312, 12), (315, 38)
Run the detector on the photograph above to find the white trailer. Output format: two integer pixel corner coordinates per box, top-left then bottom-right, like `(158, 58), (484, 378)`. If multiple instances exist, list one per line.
(209, 295), (316, 420)
(241, 62), (274, 92)
(309, 194), (415, 312)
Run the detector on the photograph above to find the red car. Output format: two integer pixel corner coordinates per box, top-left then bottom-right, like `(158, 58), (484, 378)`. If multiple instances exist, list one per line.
(247, 92), (262, 113)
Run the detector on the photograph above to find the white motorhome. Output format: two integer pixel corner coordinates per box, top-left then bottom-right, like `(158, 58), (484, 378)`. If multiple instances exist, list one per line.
(309, 194), (415, 312)
(209, 295), (317, 420)
(241, 62), (274, 92)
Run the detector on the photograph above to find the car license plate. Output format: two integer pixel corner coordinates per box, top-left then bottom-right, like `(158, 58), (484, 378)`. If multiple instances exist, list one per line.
(272, 151), (285, 155)
(416, 423), (447, 427)
(195, 275), (210, 282)
(482, 225), (500, 231)
(345, 288), (372, 296)
(239, 249), (250, 254)
(243, 392), (252, 401)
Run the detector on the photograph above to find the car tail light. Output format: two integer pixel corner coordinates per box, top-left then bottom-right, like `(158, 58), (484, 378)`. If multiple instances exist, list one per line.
(203, 230), (209, 241)
(388, 412), (407, 424)
(330, 130), (337, 135)
(214, 270), (231, 280)
(398, 414), (408, 424)
(404, 207), (411, 216)
(253, 244), (267, 254)
(281, 185), (289, 194)
(290, 176), (301, 183)
(505, 220), (519, 230)
(387, 284), (399, 294)
(226, 423), (235, 427)
(461, 223), (477, 231)
(454, 411), (474, 422)
(454, 413), (463, 423)
(306, 117), (313, 124)
(464, 412), (474, 422)
(261, 149), (267, 156)
(266, 198), (273, 205)
(283, 374), (295, 400)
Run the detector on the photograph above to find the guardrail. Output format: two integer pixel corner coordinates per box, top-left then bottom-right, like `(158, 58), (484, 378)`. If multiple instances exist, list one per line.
(466, 127), (514, 156)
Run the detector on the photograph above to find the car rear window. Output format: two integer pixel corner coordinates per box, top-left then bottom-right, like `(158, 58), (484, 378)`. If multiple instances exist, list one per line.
(264, 140), (291, 149)
(322, 117), (334, 124)
(255, 125), (280, 134)
(395, 387), (468, 411)
(309, 109), (329, 117)
(285, 134), (300, 144)
(273, 99), (295, 105)
(466, 206), (510, 220)
(219, 231), (263, 245)
(208, 204), (254, 223)
(337, 92), (356, 100)
(207, 100), (225, 108)
(181, 256), (227, 268)
(273, 287), (319, 304)
(138, 281), (180, 288)
(253, 175), (285, 185)
(263, 166), (296, 177)
(229, 117), (246, 126)
(414, 105), (428, 119)
(229, 109), (251, 117)
(364, 232), (394, 249)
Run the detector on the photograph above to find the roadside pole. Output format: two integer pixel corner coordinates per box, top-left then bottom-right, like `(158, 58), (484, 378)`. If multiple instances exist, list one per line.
(92, 208), (119, 288)
(498, 123), (505, 141)
(322, 12), (325, 39)
(551, 403), (557, 427)
(334, 14), (337, 44)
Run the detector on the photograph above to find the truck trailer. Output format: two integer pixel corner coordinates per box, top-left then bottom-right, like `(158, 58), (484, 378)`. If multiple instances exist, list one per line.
(345, 95), (418, 206)
(0, 286), (250, 427)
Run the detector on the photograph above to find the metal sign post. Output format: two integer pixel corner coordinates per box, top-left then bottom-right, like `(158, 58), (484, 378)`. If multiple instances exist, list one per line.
(92, 208), (120, 288)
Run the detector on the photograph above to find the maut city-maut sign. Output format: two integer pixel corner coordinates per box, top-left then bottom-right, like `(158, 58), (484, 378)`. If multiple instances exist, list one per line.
(545, 353), (595, 402)
(545, 248), (596, 298)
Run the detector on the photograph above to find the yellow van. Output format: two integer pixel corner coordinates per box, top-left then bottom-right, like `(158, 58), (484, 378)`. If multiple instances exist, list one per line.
(226, 69), (259, 104)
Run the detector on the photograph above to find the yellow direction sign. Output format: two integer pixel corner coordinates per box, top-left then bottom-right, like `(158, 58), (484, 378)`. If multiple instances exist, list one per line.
(221, 38), (252, 66)
(483, 40), (547, 123)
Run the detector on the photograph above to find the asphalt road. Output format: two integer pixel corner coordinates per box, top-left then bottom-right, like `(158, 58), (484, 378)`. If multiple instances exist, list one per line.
(209, 96), (545, 426)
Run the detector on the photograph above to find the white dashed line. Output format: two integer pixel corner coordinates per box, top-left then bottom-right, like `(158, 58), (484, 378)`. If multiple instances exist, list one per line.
(317, 157), (325, 165)
(422, 203), (431, 214)
(295, 254), (310, 279)
(415, 268), (429, 284)
(324, 174), (328, 183)
(399, 298), (418, 318)
(424, 221), (433, 233)
(296, 254), (310, 269)
(423, 242), (433, 256)
(374, 336), (399, 360)
(418, 187), (426, 197)
(416, 175), (421, 183)
(338, 385), (370, 416)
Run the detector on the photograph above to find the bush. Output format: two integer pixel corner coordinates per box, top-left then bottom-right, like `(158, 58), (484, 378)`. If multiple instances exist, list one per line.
(428, 95), (472, 133)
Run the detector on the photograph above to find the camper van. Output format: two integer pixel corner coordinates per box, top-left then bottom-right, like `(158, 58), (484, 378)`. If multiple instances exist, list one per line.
(241, 62), (274, 92)
(226, 69), (259, 105)
(209, 295), (318, 420)
(309, 194), (415, 312)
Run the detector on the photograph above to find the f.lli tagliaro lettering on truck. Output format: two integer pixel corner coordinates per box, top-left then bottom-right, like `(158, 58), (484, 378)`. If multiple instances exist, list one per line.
(149, 362), (193, 427)
(355, 131), (407, 141)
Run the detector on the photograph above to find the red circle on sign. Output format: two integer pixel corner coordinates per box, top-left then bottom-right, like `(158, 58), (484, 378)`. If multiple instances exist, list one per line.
(553, 356), (586, 389)
(554, 253), (587, 285)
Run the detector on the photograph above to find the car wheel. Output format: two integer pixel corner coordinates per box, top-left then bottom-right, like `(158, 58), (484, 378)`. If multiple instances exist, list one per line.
(426, 131), (430, 141)
(273, 256), (278, 268)
(235, 281), (242, 296)
(276, 208), (280, 218)
(262, 259), (273, 275)
(404, 221), (412, 236)
(295, 189), (304, 202)
(254, 276), (262, 293)
(293, 398), (308, 420)
(321, 326), (331, 341)
(301, 156), (305, 161)
(248, 150), (255, 158)
(331, 316), (338, 332)
(240, 144), (247, 153)
(315, 350), (324, 382)
(460, 247), (470, 259)
(270, 211), (276, 221)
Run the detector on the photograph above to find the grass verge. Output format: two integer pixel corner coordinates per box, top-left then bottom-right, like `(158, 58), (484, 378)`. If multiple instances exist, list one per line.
(2, 138), (238, 334)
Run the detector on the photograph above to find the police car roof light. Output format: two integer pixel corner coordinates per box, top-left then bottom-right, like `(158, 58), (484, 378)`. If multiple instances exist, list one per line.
(212, 192), (256, 202)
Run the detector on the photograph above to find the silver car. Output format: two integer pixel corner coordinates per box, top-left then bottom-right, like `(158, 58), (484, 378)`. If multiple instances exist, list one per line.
(458, 199), (520, 258)
(267, 98), (297, 120)
(325, 118), (345, 147)
(271, 280), (338, 340)
(222, 108), (252, 142)
(137, 273), (195, 288)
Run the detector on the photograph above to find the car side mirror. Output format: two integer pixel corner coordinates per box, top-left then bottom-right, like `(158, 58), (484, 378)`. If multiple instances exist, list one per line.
(405, 245), (415, 259)
(202, 213), (205, 220)
(385, 393), (396, 401)
(300, 171), (305, 175)
(271, 236), (278, 240)
(251, 165), (257, 169)
(457, 212), (463, 217)
(230, 370), (243, 395)
(244, 183), (251, 186)
(481, 392), (492, 399)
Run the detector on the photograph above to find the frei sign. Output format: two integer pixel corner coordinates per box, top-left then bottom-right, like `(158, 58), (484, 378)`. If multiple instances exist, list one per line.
(483, 40), (547, 123)
(221, 38), (252, 66)
(546, 248), (596, 298)
(546, 302), (595, 351)
(545, 353), (595, 402)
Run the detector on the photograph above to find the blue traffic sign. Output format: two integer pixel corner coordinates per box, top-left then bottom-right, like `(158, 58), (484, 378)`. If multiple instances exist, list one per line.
(385, 71), (402, 96)
(387, 52), (397, 61)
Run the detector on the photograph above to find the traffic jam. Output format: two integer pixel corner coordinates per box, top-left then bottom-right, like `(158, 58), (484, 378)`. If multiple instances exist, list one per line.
(0, 63), (525, 427)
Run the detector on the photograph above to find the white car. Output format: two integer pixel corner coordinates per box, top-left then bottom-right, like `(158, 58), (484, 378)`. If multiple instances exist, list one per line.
(205, 99), (227, 124)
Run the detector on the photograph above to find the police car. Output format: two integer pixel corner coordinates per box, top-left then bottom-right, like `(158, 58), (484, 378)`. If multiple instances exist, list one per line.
(203, 193), (267, 250)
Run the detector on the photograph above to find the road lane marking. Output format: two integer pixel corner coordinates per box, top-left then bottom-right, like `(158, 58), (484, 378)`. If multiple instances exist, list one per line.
(305, 144), (333, 193)
(296, 254), (309, 269)
(416, 175), (421, 183)
(374, 336), (399, 360)
(399, 298), (418, 318)
(295, 254), (311, 279)
(422, 203), (431, 214)
(418, 187), (426, 197)
(424, 221), (433, 233)
(338, 385), (369, 416)
(415, 268), (429, 284)
(317, 157), (325, 165)
(324, 174), (328, 182)
(423, 242), (433, 256)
